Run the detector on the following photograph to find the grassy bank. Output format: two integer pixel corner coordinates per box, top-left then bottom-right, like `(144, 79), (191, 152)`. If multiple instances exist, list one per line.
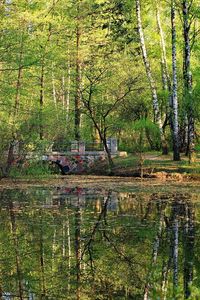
(111, 152), (200, 177)
(1, 152), (200, 181)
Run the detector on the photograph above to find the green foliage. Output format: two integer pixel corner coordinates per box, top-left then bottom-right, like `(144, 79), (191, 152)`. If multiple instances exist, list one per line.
(119, 118), (161, 153)
(0, 0), (199, 176)
(10, 160), (57, 178)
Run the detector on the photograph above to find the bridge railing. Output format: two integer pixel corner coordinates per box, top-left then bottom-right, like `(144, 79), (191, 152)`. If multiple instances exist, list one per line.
(46, 138), (118, 154)
(85, 142), (104, 152)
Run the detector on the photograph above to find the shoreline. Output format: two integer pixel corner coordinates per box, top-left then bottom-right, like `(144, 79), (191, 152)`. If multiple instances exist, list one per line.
(0, 173), (200, 191)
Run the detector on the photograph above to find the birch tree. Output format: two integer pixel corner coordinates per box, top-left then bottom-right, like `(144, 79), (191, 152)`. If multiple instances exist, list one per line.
(171, 0), (180, 161)
(136, 0), (168, 155)
(182, 0), (195, 162)
(156, 3), (172, 133)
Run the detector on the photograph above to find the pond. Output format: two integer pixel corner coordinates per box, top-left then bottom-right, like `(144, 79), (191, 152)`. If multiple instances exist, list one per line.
(0, 185), (199, 299)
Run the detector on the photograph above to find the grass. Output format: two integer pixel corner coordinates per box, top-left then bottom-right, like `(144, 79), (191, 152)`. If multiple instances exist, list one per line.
(112, 152), (200, 176)
(9, 160), (59, 179)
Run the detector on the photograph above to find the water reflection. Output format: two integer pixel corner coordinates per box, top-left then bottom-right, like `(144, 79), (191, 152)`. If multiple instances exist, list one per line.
(0, 188), (199, 299)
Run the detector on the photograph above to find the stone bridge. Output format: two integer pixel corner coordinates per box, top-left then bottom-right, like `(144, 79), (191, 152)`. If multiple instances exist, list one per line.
(44, 151), (106, 174)
(11, 139), (126, 174)
(43, 138), (125, 174)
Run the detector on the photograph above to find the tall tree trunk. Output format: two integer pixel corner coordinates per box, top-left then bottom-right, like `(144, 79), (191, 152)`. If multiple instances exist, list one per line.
(52, 63), (57, 107)
(5, 34), (24, 177)
(14, 65), (23, 115)
(62, 56), (71, 122)
(183, 0), (195, 162)
(171, 0), (180, 161)
(156, 4), (173, 132)
(39, 63), (44, 140)
(62, 64), (71, 122)
(38, 24), (52, 141)
(156, 5), (171, 93)
(83, 97), (114, 171)
(74, 1), (82, 141)
(136, 0), (168, 155)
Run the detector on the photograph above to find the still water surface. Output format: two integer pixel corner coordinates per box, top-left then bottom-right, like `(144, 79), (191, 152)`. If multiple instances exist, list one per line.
(0, 186), (199, 299)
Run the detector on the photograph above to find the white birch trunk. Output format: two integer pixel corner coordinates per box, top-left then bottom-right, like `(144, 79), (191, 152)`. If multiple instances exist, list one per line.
(173, 218), (179, 289)
(156, 5), (171, 94)
(136, 0), (168, 154)
(171, 0), (180, 161)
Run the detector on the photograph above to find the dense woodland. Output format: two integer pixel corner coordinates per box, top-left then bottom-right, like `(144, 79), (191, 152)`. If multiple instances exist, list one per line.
(0, 0), (200, 175)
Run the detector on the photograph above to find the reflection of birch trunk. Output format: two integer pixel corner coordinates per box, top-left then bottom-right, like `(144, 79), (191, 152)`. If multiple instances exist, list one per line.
(144, 205), (163, 300)
(39, 215), (46, 298)
(171, 202), (179, 293)
(62, 210), (72, 292)
(75, 198), (81, 300)
(67, 215), (71, 270)
(82, 192), (110, 258)
(9, 202), (24, 300)
(80, 193), (110, 276)
(183, 203), (194, 299)
(161, 257), (171, 300)
(161, 220), (173, 300)
(62, 223), (66, 258)
(173, 218), (178, 288)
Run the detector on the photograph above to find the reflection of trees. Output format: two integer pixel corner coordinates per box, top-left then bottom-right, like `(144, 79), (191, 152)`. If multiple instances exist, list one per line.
(143, 193), (195, 299)
(80, 191), (144, 298)
(0, 189), (198, 299)
(81, 192), (110, 274)
(38, 210), (46, 299)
